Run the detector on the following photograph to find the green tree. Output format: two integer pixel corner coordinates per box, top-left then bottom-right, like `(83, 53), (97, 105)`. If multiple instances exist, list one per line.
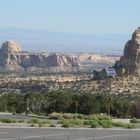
(47, 91), (72, 113)
(112, 98), (131, 118)
(24, 92), (46, 114)
(96, 93), (108, 114)
(6, 93), (25, 113)
(78, 93), (100, 115)
(0, 94), (8, 111)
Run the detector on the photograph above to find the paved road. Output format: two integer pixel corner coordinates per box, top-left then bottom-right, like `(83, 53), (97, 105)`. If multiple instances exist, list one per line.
(0, 113), (31, 120)
(0, 127), (140, 140)
(0, 113), (49, 121)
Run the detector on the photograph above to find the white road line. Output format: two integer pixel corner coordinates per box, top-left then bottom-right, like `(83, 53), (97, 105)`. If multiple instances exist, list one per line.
(21, 133), (70, 139)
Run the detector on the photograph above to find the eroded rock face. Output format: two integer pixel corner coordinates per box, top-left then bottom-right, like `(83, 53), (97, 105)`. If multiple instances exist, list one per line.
(0, 40), (21, 53)
(0, 41), (80, 71)
(115, 27), (140, 75)
(0, 41), (23, 71)
(132, 27), (140, 44)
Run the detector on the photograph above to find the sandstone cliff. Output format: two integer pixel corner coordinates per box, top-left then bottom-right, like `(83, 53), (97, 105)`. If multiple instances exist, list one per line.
(115, 27), (140, 75)
(0, 40), (120, 72)
(0, 41), (80, 71)
(0, 40), (21, 53)
(77, 53), (119, 63)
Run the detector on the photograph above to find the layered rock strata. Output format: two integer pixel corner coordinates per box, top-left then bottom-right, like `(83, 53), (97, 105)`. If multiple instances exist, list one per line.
(0, 40), (80, 71)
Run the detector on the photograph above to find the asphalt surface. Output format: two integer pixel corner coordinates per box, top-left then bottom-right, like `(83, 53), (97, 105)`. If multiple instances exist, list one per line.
(0, 127), (140, 140)
(0, 113), (49, 121)
(0, 113), (140, 140)
(0, 113), (30, 120)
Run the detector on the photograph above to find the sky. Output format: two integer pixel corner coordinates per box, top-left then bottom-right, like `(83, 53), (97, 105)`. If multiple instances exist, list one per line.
(0, 0), (140, 34)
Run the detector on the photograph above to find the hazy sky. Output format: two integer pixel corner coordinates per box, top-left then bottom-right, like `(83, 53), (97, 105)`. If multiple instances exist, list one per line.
(0, 0), (140, 34)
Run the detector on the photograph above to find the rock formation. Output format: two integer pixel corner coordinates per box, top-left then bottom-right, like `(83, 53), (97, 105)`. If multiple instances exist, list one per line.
(0, 40), (21, 53)
(0, 40), (80, 71)
(115, 27), (140, 75)
(77, 54), (119, 63)
(0, 41), (23, 70)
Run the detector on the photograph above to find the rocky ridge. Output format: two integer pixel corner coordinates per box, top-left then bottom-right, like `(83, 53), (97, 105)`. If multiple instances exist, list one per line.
(0, 41), (80, 71)
(77, 54), (119, 63)
(0, 40), (119, 71)
(116, 27), (140, 75)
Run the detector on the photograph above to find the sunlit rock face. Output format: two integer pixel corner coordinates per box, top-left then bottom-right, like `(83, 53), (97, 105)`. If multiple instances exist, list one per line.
(0, 40), (80, 71)
(0, 40), (23, 71)
(0, 40), (21, 53)
(116, 27), (140, 75)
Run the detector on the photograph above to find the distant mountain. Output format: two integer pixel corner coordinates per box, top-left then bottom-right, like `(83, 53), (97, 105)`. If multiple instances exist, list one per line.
(0, 27), (130, 54)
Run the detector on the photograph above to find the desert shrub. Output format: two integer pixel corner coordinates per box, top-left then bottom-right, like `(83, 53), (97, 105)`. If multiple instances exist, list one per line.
(130, 118), (140, 123)
(112, 121), (135, 129)
(61, 120), (70, 128)
(0, 118), (16, 123)
(49, 112), (88, 120)
(78, 114), (88, 119)
(62, 113), (76, 119)
(88, 115), (98, 120)
(59, 119), (83, 128)
(123, 124), (135, 129)
(48, 112), (62, 119)
(27, 119), (40, 124)
(28, 119), (50, 127)
(49, 124), (56, 127)
(99, 120), (112, 128)
(89, 120), (100, 128)
(62, 123), (70, 128)
(69, 119), (83, 126)
(38, 122), (44, 127)
(18, 119), (25, 123)
(88, 114), (111, 121)
(96, 114), (111, 120)
(112, 122), (125, 127)
(27, 118), (51, 126)
(83, 120), (91, 125)
(83, 114), (111, 128)
(62, 113), (87, 119)
(40, 120), (51, 124)
(30, 124), (36, 127)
